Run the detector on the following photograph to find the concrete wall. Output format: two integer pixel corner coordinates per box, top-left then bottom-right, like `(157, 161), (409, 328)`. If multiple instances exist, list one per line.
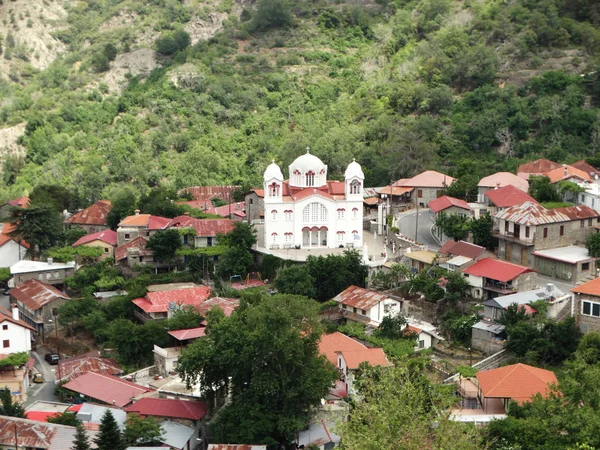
(0, 320), (31, 354)
(416, 187), (444, 208)
(0, 240), (28, 268)
(534, 256), (594, 283)
(576, 293), (600, 334)
(471, 327), (505, 354)
(13, 268), (74, 287)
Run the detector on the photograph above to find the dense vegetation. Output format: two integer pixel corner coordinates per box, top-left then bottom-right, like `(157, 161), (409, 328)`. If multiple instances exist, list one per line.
(1, 0), (599, 207)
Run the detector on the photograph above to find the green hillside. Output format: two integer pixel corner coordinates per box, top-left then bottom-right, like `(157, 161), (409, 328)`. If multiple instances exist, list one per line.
(0, 0), (599, 205)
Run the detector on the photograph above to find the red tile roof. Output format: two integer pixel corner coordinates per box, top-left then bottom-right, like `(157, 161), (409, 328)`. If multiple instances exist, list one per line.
(115, 235), (149, 261)
(428, 196), (471, 213)
(572, 277), (600, 296)
(168, 327), (206, 340)
(166, 216), (235, 237)
(65, 200), (112, 226)
(1, 222), (30, 249)
(118, 214), (170, 229)
(207, 446), (267, 450)
(251, 189), (265, 198)
(546, 165), (591, 183)
(0, 305), (35, 330)
(6, 196), (30, 208)
(9, 279), (70, 311)
(63, 372), (153, 407)
(517, 159), (561, 178)
(291, 188), (335, 202)
(495, 201), (599, 225)
(571, 160), (600, 178)
(178, 186), (238, 202)
(485, 185), (538, 208)
(338, 348), (391, 369)
(72, 229), (117, 247)
(376, 185), (414, 196)
(396, 170), (455, 188)
(132, 286), (212, 313)
(476, 363), (558, 404)
(478, 172), (529, 192)
(363, 197), (380, 206)
(318, 332), (371, 365)
(463, 258), (533, 283)
(125, 397), (208, 421)
(196, 297), (239, 317)
(438, 240), (487, 259)
(326, 181), (346, 195)
(333, 285), (392, 310)
(57, 353), (123, 383)
(204, 202), (246, 218)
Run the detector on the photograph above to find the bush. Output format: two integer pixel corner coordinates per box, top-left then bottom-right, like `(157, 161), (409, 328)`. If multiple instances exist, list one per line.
(155, 30), (191, 55)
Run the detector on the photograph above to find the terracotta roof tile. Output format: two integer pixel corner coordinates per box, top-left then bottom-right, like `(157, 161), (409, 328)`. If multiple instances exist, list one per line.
(168, 327), (206, 340)
(204, 202), (246, 218)
(196, 297), (239, 317)
(376, 186), (414, 196)
(0, 305), (35, 330)
(463, 258), (533, 283)
(125, 397), (208, 421)
(63, 372), (153, 407)
(167, 216), (235, 237)
(65, 200), (111, 226)
(1, 222), (30, 248)
(333, 285), (392, 310)
(338, 348), (391, 369)
(428, 196), (471, 213)
(485, 185), (538, 208)
(478, 172), (529, 192)
(115, 235), (149, 261)
(57, 353), (123, 383)
(6, 196), (30, 208)
(118, 214), (170, 229)
(396, 170), (455, 188)
(438, 241), (487, 259)
(72, 229), (117, 247)
(318, 332), (370, 365)
(476, 363), (558, 403)
(9, 280), (70, 311)
(546, 165), (591, 183)
(517, 159), (561, 178)
(132, 286), (212, 313)
(572, 277), (600, 296)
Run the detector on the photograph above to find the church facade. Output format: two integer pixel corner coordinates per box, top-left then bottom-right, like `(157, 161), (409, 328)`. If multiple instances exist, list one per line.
(263, 150), (364, 249)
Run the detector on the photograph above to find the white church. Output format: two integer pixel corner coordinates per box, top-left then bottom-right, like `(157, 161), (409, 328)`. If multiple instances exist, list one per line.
(263, 149), (364, 249)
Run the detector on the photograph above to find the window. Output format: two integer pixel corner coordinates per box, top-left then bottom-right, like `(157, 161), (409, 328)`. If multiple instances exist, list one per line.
(337, 209), (345, 219)
(306, 171), (315, 187)
(2, 325), (7, 330)
(504, 221), (509, 233)
(271, 233), (277, 243)
(350, 180), (361, 195)
(582, 301), (600, 317)
(525, 226), (530, 238)
(418, 340), (425, 349)
(560, 225), (564, 236)
(124, 233), (131, 241)
(46, 273), (51, 279)
(582, 262), (590, 271)
(543, 227), (548, 238)
(361, 309), (366, 315)
(302, 203), (328, 223)
(284, 233), (292, 243)
(271, 210), (277, 220)
(417, 189), (423, 198)
(284, 210), (292, 221)
(352, 207), (359, 219)
(589, 218), (593, 227)
(268, 182), (280, 197)
(2, 340), (8, 348)
(581, 220), (585, 228)
(352, 230), (359, 241)
(104, 247), (109, 253)
(145, 231), (150, 237)
(337, 231), (345, 241)
(582, 194), (585, 202)
(353, 307), (357, 313)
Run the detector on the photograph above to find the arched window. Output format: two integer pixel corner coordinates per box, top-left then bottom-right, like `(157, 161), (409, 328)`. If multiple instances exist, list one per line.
(271, 232), (278, 243)
(337, 208), (345, 219)
(337, 231), (345, 241)
(269, 182), (280, 197)
(302, 203), (328, 223)
(284, 232), (293, 243)
(271, 210), (278, 220)
(352, 207), (359, 219)
(306, 171), (315, 187)
(284, 210), (293, 221)
(352, 230), (359, 241)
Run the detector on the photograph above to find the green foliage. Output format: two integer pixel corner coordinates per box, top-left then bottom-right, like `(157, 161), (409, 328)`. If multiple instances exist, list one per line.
(529, 176), (561, 203)
(66, 259), (124, 295)
(166, 305), (204, 331)
(274, 265), (316, 299)
(177, 294), (338, 447)
(586, 233), (600, 258)
(155, 30), (191, 55)
(440, 311), (477, 347)
(0, 388), (26, 417)
(541, 201), (575, 209)
(456, 365), (478, 378)
(72, 423), (92, 450)
(0, 268), (11, 283)
(305, 250), (368, 302)
(218, 222), (257, 279)
(7, 206), (63, 260)
(252, 0), (293, 31)
(260, 253), (281, 281)
(123, 413), (164, 446)
(338, 322), (415, 360)
(470, 212), (496, 250)
(146, 229), (182, 263)
(94, 410), (125, 450)
(106, 186), (138, 230)
(435, 212), (470, 242)
(30, 184), (72, 212)
(370, 263), (411, 290)
(48, 411), (80, 426)
(109, 318), (169, 367)
(374, 315), (408, 340)
(0, 352), (29, 368)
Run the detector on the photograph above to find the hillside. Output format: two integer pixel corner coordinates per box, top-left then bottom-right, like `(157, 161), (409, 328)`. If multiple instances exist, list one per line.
(0, 0), (599, 206)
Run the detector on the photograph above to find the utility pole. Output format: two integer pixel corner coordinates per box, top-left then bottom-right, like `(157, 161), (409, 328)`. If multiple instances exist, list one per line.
(53, 308), (62, 382)
(414, 192), (419, 244)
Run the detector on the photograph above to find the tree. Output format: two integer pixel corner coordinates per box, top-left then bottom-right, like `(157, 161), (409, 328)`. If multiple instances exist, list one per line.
(435, 212), (470, 241)
(166, 305), (204, 330)
(7, 206), (63, 260)
(103, 43), (117, 61)
(218, 222), (258, 279)
(138, 187), (184, 218)
(274, 265), (316, 298)
(107, 187), (138, 230)
(529, 176), (561, 203)
(72, 423), (91, 450)
(30, 184), (73, 212)
(155, 30), (191, 55)
(374, 315), (408, 340)
(470, 212), (496, 250)
(94, 409), (125, 450)
(586, 232), (600, 258)
(252, 0), (293, 31)
(123, 413), (164, 446)
(340, 364), (483, 449)
(146, 229), (182, 263)
(109, 319), (169, 367)
(177, 294), (338, 447)
(306, 250), (368, 301)
(0, 388), (26, 417)
(48, 411), (80, 426)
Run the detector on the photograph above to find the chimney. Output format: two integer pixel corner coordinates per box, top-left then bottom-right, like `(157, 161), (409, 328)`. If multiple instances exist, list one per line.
(134, 209), (140, 215)
(545, 283), (554, 298)
(11, 304), (19, 321)
(495, 182), (500, 190)
(564, 167), (568, 177)
(47, 257), (53, 265)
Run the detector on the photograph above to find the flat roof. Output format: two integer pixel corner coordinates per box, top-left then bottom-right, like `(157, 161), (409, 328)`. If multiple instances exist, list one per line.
(472, 321), (505, 334)
(532, 246), (592, 264)
(10, 260), (75, 274)
(446, 255), (473, 266)
(405, 250), (437, 264)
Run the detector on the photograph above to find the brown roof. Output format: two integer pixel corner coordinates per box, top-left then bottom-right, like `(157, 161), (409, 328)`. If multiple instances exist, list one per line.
(318, 332), (371, 365)
(463, 258), (534, 283)
(517, 159), (561, 178)
(478, 172), (529, 192)
(63, 372), (153, 407)
(438, 240), (487, 259)
(115, 235), (149, 261)
(196, 297), (239, 317)
(9, 279), (70, 312)
(0, 305), (35, 330)
(125, 397), (208, 421)
(166, 216), (235, 237)
(476, 363), (558, 403)
(396, 170), (455, 188)
(118, 214), (170, 229)
(333, 285), (392, 310)
(57, 353), (123, 383)
(428, 196), (471, 213)
(376, 185), (414, 196)
(178, 185), (238, 202)
(65, 200), (111, 226)
(485, 185), (538, 208)
(572, 277), (600, 296)
(338, 348), (391, 369)
(495, 201), (599, 226)
(546, 165), (591, 183)
(0, 416), (78, 450)
(363, 197), (380, 206)
(571, 160), (600, 177)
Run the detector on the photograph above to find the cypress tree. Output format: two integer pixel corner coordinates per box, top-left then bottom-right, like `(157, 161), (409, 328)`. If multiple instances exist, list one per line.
(71, 423), (91, 450)
(94, 410), (124, 450)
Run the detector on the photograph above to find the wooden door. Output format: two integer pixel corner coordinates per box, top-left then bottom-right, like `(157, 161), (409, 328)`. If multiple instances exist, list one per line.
(521, 247), (528, 266)
(505, 242), (512, 262)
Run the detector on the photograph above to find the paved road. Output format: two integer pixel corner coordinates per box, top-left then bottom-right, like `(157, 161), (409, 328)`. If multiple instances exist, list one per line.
(536, 274), (577, 295)
(0, 293), (9, 311)
(397, 209), (441, 251)
(25, 350), (59, 407)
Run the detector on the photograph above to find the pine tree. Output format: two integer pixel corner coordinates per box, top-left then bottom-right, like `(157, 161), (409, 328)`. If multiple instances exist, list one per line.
(0, 388), (25, 417)
(94, 410), (124, 450)
(72, 423), (91, 450)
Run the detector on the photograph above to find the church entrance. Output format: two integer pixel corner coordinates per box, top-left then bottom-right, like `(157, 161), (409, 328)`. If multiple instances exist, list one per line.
(302, 227), (328, 248)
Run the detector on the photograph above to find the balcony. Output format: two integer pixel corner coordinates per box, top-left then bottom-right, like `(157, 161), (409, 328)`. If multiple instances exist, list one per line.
(484, 281), (517, 295)
(492, 230), (534, 246)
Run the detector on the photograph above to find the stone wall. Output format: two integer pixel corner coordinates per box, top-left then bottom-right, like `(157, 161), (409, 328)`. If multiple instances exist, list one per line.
(575, 294), (600, 334)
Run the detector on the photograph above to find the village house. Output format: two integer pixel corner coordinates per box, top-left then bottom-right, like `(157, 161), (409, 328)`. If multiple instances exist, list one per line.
(8, 279), (70, 337)
(0, 416), (84, 449)
(245, 188), (266, 224)
(382, 170), (456, 208)
(494, 201), (600, 267)
(204, 201), (246, 221)
(56, 353), (123, 384)
(0, 305), (33, 354)
(453, 363), (558, 423)
(115, 235), (159, 270)
(438, 240), (493, 272)
(0, 223), (29, 268)
(405, 250), (438, 272)
(207, 446), (267, 450)
(404, 319), (445, 350)
(571, 160), (600, 178)
(72, 229), (118, 262)
(10, 259), (75, 289)
(482, 185), (538, 216)
(572, 277), (600, 334)
(178, 185), (238, 206)
(428, 195), (471, 219)
(154, 327), (207, 377)
(166, 215), (235, 248)
(63, 372), (154, 407)
(517, 158), (561, 180)
(545, 164), (591, 184)
(116, 211), (171, 246)
(532, 245), (596, 284)
(0, 355), (34, 403)
(132, 284), (211, 322)
(0, 196), (29, 219)
(574, 180), (600, 212)
(462, 258), (536, 300)
(477, 172), (529, 203)
(64, 200), (112, 233)
(333, 285), (401, 328)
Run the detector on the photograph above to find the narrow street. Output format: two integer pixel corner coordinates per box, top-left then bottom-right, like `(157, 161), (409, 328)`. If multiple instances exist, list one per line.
(25, 349), (59, 407)
(396, 209), (441, 251)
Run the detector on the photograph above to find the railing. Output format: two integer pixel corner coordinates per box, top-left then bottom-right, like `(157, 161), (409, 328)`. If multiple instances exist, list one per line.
(484, 282), (516, 294)
(492, 230), (534, 245)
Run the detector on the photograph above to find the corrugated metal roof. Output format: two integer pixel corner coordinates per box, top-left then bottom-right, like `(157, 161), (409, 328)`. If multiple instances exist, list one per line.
(546, 165), (591, 183)
(405, 250), (437, 264)
(494, 201), (599, 225)
(125, 397), (208, 421)
(115, 235), (149, 261)
(204, 202), (246, 218)
(166, 216), (235, 237)
(161, 420), (195, 450)
(65, 200), (112, 226)
(132, 286), (211, 313)
(63, 372), (153, 407)
(72, 229), (118, 247)
(118, 214), (171, 229)
(463, 258), (533, 283)
(517, 159), (561, 178)
(10, 260), (75, 274)
(0, 416), (77, 450)
(485, 185), (538, 208)
(57, 354), (123, 383)
(333, 285), (392, 310)
(197, 297), (239, 317)
(477, 363), (557, 403)
(428, 196), (471, 213)
(9, 279), (70, 311)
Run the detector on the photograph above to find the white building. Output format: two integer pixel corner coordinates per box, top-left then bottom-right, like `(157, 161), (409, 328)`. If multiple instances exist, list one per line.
(0, 305), (33, 354)
(263, 150), (364, 249)
(0, 224), (28, 268)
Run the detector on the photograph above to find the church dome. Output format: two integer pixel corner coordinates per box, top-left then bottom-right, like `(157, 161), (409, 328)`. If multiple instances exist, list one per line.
(289, 149), (326, 174)
(345, 158), (364, 179)
(264, 161), (283, 181)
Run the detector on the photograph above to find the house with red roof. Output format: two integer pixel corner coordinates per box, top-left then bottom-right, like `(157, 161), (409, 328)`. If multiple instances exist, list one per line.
(132, 285), (211, 322)
(166, 215), (235, 249)
(72, 229), (117, 262)
(0, 222), (29, 268)
(124, 398), (208, 437)
(517, 158), (561, 180)
(63, 372), (154, 407)
(572, 277), (600, 334)
(0, 304), (34, 354)
(462, 258), (536, 300)
(0, 196), (30, 219)
(56, 353), (123, 383)
(494, 201), (600, 267)
(204, 201), (246, 221)
(332, 285), (401, 328)
(428, 196), (471, 218)
(478, 172), (529, 200)
(571, 160), (600, 179)
(116, 210), (171, 246)
(383, 170), (456, 208)
(438, 240), (494, 272)
(483, 185), (538, 214)
(9, 279), (70, 335)
(65, 200), (112, 234)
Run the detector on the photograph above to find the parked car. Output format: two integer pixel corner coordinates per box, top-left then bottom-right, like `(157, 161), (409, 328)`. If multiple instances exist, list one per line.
(44, 353), (59, 365)
(32, 372), (44, 383)
(1, 288), (9, 296)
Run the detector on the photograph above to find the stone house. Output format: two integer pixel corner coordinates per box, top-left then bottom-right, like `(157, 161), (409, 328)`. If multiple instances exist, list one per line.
(462, 258), (537, 300)
(132, 284), (211, 322)
(166, 216), (235, 248)
(477, 172), (529, 203)
(405, 250), (437, 272)
(244, 188), (265, 224)
(64, 200), (112, 234)
(482, 185), (538, 216)
(10, 259), (75, 289)
(572, 278), (600, 334)
(116, 211), (171, 246)
(72, 229), (118, 262)
(428, 195), (471, 219)
(517, 158), (561, 180)
(385, 170), (455, 208)
(532, 245), (596, 284)
(333, 285), (401, 328)
(494, 201), (600, 267)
